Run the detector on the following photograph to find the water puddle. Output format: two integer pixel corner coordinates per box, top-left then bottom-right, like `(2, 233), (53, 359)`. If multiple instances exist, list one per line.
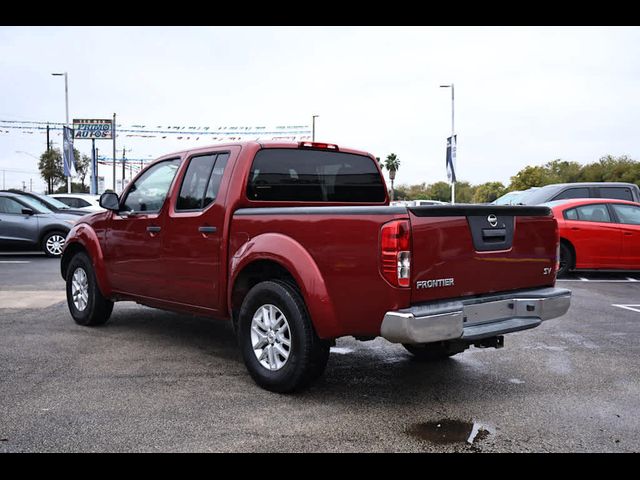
(408, 419), (492, 444)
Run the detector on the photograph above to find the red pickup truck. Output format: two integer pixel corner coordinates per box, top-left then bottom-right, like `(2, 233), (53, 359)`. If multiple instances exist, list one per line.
(61, 141), (571, 392)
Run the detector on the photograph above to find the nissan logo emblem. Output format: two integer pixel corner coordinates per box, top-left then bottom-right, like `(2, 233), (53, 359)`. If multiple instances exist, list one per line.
(487, 214), (498, 227)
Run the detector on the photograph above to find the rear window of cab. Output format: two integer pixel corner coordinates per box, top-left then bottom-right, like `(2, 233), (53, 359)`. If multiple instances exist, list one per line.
(246, 148), (386, 203)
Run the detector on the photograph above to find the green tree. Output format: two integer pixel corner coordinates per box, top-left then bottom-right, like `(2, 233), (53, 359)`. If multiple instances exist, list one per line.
(509, 165), (557, 190)
(54, 181), (89, 194)
(473, 182), (506, 203)
(38, 148), (64, 194)
(545, 159), (582, 183)
(75, 152), (91, 191)
(587, 155), (640, 186)
(393, 184), (409, 201)
(384, 153), (400, 200)
(454, 181), (476, 203)
(426, 181), (451, 202)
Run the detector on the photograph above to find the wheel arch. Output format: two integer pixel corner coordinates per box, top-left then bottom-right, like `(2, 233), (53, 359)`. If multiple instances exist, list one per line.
(61, 224), (112, 297)
(228, 233), (339, 339)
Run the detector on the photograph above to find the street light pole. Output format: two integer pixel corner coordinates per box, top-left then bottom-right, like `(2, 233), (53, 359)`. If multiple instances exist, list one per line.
(312, 115), (319, 141)
(440, 83), (455, 204)
(52, 72), (71, 193)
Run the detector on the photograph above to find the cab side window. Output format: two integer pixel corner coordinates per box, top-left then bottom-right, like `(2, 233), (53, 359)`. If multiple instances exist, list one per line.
(552, 188), (590, 201)
(121, 159), (181, 213)
(176, 153), (229, 211)
(58, 197), (76, 208)
(599, 187), (633, 201)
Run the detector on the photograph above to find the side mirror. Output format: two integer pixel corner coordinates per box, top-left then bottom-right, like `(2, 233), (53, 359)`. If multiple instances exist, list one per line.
(21, 208), (34, 216)
(99, 192), (120, 211)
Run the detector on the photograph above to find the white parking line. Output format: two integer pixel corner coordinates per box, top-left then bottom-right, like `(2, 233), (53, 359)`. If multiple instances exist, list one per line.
(558, 279), (640, 283)
(0, 261), (31, 264)
(626, 277), (638, 282)
(612, 304), (640, 314)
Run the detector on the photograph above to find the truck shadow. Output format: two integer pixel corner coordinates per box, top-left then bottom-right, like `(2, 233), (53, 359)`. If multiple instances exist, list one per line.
(106, 304), (242, 363)
(102, 306), (540, 405)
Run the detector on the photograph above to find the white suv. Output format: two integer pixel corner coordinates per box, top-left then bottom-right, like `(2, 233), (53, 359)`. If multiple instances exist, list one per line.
(49, 194), (104, 213)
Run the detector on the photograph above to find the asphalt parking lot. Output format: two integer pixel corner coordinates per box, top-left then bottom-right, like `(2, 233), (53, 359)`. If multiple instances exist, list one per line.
(1, 253), (639, 452)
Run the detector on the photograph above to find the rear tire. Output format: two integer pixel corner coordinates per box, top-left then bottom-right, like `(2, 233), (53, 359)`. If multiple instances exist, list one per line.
(557, 242), (573, 277)
(66, 252), (113, 326)
(42, 231), (67, 257)
(403, 341), (468, 361)
(237, 280), (330, 393)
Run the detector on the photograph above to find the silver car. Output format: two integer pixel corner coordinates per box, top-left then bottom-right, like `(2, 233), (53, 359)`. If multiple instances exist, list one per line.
(0, 192), (79, 257)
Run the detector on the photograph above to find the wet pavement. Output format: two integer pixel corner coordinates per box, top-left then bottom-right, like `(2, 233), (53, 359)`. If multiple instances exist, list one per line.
(1, 254), (639, 452)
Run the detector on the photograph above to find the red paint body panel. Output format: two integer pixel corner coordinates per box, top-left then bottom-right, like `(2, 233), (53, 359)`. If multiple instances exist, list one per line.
(229, 213), (411, 338)
(552, 198), (640, 270)
(64, 214), (112, 296)
(409, 214), (557, 303)
(62, 140), (561, 340)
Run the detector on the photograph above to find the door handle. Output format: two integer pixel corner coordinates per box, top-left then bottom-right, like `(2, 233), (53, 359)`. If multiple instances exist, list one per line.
(624, 232), (633, 236)
(198, 226), (217, 234)
(146, 226), (161, 233)
(571, 227), (580, 231)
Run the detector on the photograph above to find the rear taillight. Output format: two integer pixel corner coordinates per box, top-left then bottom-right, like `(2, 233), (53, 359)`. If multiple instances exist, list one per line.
(380, 219), (411, 287)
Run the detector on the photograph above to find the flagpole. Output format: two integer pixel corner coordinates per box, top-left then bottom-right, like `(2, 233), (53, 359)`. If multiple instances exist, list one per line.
(441, 83), (456, 204)
(451, 83), (455, 205)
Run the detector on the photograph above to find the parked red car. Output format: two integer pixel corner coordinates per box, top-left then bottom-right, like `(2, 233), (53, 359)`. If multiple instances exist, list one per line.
(549, 198), (640, 275)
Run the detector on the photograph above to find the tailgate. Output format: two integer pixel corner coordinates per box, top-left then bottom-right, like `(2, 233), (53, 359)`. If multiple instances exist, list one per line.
(408, 205), (557, 303)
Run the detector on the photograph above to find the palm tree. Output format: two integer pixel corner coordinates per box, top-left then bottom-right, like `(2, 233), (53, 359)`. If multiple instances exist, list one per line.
(384, 153), (400, 200)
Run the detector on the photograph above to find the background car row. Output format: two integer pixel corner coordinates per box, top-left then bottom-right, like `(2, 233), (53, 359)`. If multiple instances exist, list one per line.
(0, 191), (103, 256)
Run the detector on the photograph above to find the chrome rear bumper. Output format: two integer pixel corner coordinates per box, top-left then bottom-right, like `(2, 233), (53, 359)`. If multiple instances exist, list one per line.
(380, 287), (571, 344)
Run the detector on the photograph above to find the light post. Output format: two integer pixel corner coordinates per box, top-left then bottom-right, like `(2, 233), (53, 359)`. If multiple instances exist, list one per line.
(312, 115), (319, 141)
(52, 72), (71, 193)
(440, 83), (455, 204)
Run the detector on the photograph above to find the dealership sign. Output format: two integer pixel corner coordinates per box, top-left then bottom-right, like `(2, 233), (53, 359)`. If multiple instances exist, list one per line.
(72, 118), (113, 139)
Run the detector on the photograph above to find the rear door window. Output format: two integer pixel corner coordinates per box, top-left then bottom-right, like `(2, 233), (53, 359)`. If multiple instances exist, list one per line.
(247, 148), (386, 202)
(176, 153), (229, 211)
(552, 188), (590, 201)
(598, 187), (633, 201)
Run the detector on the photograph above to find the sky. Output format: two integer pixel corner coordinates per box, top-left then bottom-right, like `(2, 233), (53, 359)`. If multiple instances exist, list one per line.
(1, 26), (640, 194)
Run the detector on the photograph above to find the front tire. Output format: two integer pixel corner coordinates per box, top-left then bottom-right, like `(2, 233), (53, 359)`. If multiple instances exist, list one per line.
(238, 280), (330, 393)
(403, 341), (468, 361)
(66, 252), (113, 326)
(42, 231), (67, 257)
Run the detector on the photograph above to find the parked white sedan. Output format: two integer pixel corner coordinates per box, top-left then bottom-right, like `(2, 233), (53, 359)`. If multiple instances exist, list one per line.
(49, 194), (104, 213)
